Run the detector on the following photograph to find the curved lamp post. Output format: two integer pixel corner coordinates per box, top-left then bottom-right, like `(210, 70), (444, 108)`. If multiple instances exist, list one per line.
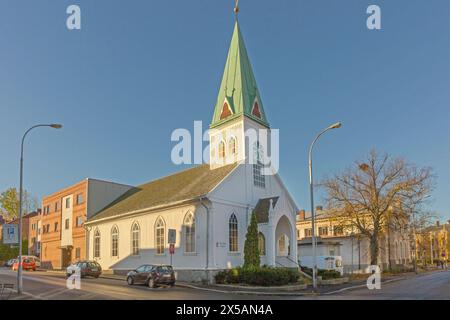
(18, 124), (62, 294)
(309, 122), (341, 290)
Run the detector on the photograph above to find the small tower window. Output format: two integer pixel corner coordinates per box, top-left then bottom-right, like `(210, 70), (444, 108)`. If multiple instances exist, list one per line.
(220, 101), (233, 120)
(229, 137), (237, 156)
(252, 100), (262, 119)
(219, 140), (226, 159)
(253, 142), (266, 188)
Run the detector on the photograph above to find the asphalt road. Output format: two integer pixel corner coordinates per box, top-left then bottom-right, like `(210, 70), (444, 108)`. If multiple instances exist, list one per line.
(1, 268), (449, 300)
(0, 268), (278, 300)
(315, 270), (450, 300)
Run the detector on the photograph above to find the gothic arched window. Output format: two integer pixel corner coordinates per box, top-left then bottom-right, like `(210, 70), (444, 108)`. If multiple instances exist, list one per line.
(219, 140), (226, 159)
(131, 222), (140, 256)
(229, 213), (238, 252)
(94, 229), (101, 258)
(229, 137), (237, 156)
(258, 232), (266, 256)
(155, 217), (165, 255)
(111, 226), (119, 257)
(184, 211), (196, 253)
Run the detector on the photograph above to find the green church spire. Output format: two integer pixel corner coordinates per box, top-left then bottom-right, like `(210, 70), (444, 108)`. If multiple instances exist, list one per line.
(210, 21), (269, 129)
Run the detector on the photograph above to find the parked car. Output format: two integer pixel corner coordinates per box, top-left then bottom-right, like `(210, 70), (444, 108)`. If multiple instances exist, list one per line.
(126, 265), (175, 288)
(22, 255), (41, 268)
(12, 258), (36, 271)
(66, 261), (102, 278)
(4, 259), (17, 267)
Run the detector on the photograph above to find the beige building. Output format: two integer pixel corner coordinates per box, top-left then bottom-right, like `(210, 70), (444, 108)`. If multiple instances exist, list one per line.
(296, 207), (412, 273)
(414, 220), (450, 265)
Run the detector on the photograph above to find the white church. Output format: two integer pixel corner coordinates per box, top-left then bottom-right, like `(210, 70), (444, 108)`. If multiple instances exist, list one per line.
(85, 19), (299, 283)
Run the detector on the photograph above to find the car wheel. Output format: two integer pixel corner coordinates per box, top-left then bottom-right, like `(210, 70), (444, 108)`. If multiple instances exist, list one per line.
(127, 276), (134, 285)
(169, 282), (175, 287)
(147, 278), (156, 288)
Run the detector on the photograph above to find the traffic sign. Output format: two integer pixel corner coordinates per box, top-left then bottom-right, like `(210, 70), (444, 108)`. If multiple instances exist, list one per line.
(2, 224), (19, 244)
(168, 229), (176, 244)
(169, 243), (175, 255)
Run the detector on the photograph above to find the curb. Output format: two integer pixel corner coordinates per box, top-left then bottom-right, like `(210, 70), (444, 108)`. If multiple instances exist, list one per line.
(175, 282), (317, 296)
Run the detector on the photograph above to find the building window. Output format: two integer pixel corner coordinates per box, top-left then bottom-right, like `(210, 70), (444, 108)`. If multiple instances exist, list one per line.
(184, 212), (196, 253)
(155, 217), (165, 255)
(65, 197), (71, 209)
(252, 142), (266, 188)
(54, 222), (58, 232)
(76, 193), (84, 205)
(219, 140), (226, 159)
(333, 226), (343, 236)
(229, 137), (237, 156)
(75, 247), (81, 260)
(318, 226), (328, 236)
(76, 216), (83, 227)
(94, 229), (101, 258)
(304, 228), (312, 237)
(111, 226), (119, 257)
(229, 213), (238, 252)
(55, 202), (59, 212)
(131, 223), (140, 256)
(65, 219), (70, 230)
(258, 232), (266, 256)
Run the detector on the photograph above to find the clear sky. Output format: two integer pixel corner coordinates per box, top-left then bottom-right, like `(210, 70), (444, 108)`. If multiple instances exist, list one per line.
(1, 0), (449, 220)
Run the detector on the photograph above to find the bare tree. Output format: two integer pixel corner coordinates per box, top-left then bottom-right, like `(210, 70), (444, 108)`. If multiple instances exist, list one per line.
(322, 150), (435, 266)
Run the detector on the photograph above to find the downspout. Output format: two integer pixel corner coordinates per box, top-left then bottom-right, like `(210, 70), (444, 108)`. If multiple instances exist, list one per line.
(199, 198), (210, 282)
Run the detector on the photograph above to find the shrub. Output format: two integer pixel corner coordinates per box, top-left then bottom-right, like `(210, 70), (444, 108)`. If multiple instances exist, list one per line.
(243, 213), (260, 268)
(215, 266), (299, 286)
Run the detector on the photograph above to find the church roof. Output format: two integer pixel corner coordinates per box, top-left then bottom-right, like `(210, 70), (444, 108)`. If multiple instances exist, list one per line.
(253, 196), (279, 223)
(210, 21), (269, 129)
(87, 164), (237, 223)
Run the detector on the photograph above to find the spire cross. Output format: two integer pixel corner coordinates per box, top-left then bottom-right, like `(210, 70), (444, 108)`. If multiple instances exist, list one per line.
(234, 0), (239, 18)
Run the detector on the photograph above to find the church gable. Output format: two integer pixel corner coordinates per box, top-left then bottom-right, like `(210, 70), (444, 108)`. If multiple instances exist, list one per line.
(220, 99), (233, 120)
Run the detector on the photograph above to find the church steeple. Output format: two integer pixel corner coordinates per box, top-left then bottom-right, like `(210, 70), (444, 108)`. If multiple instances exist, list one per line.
(210, 21), (269, 129)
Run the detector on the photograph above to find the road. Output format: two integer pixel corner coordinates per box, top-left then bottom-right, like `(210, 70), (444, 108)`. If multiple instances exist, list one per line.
(0, 268), (277, 300)
(315, 270), (450, 300)
(1, 268), (449, 300)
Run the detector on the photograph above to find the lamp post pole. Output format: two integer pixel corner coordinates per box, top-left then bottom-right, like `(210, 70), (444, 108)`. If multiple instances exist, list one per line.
(308, 122), (342, 290)
(18, 124), (62, 294)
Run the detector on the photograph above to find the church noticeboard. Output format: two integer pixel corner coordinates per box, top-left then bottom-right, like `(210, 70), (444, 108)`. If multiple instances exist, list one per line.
(168, 229), (176, 244)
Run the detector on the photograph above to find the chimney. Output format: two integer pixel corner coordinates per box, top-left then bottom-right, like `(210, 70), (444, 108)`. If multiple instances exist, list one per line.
(316, 206), (323, 212)
(298, 210), (306, 221)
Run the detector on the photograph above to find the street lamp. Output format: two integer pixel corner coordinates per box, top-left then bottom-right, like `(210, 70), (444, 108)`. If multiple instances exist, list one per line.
(309, 122), (342, 290)
(18, 124), (62, 294)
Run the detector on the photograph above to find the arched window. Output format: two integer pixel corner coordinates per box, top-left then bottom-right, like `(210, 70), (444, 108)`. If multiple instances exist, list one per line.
(219, 140), (226, 159)
(155, 217), (165, 255)
(94, 229), (101, 258)
(229, 213), (238, 252)
(111, 226), (119, 257)
(184, 212), (196, 253)
(229, 137), (237, 156)
(131, 223), (140, 256)
(252, 142), (266, 188)
(258, 232), (266, 256)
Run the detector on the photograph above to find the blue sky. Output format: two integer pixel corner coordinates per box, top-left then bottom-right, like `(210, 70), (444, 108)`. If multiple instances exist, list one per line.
(0, 0), (449, 220)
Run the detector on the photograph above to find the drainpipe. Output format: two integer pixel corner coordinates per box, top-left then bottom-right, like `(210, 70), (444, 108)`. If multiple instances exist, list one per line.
(199, 198), (210, 282)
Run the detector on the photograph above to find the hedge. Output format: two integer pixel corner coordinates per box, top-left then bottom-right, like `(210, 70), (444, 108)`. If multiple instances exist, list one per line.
(300, 266), (342, 279)
(215, 266), (300, 286)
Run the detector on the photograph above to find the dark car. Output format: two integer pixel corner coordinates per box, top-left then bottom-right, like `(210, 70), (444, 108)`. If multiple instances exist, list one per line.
(4, 259), (17, 267)
(66, 260), (102, 278)
(126, 264), (175, 288)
